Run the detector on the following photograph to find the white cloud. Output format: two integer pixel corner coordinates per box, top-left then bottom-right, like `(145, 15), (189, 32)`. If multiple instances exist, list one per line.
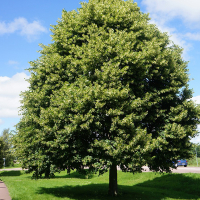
(185, 33), (200, 41)
(192, 95), (200, 104)
(8, 60), (19, 65)
(191, 136), (200, 144)
(147, 19), (191, 60)
(142, 0), (200, 25)
(140, 0), (200, 59)
(0, 77), (10, 83)
(190, 125), (200, 144)
(0, 72), (30, 118)
(0, 17), (47, 40)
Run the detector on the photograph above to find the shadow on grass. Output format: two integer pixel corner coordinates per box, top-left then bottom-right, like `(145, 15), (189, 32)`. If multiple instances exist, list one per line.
(27, 170), (96, 180)
(54, 170), (96, 179)
(0, 171), (22, 177)
(36, 173), (200, 200)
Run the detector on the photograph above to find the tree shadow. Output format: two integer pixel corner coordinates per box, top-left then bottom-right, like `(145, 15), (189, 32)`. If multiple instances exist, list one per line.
(37, 183), (109, 200)
(36, 173), (200, 200)
(133, 173), (200, 199)
(0, 170), (22, 177)
(31, 170), (96, 180)
(53, 170), (95, 179)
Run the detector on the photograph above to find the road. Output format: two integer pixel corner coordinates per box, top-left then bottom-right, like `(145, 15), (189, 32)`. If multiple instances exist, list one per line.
(142, 166), (200, 173)
(0, 168), (22, 171)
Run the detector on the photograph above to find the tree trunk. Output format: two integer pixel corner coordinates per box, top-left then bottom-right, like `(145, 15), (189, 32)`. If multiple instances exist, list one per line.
(45, 164), (50, 178)
(108, 163), (118, 196)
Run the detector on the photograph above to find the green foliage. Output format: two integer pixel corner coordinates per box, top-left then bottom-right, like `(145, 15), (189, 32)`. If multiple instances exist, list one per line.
(0, 137), (4, 168)
(14, 0), (200, 184)
(0, 129), (15, 167)
(187, 156), (200, 166)
(192, 144), (200, 157)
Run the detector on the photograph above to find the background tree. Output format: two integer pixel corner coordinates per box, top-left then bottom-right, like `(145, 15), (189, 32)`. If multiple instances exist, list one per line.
(0, 137), (4, 168)
(13, 0), (200, 196)
(1, 129), (15, 167)
(192, 144), (200, 157)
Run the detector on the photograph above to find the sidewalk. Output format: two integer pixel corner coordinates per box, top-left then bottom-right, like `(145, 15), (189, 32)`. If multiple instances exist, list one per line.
(0, 168), (22, 171)
(0, 168), (22, 200)
(0, 181), (11, 200)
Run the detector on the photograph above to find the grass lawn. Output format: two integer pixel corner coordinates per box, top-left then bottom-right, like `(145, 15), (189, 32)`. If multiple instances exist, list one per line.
(1, 163), (22, 169)
(1, 170), (200, 200)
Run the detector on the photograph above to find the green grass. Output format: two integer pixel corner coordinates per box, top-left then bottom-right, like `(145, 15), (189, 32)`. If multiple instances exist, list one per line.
(1, 163), (22, 169)
(1, 170), (200, 200)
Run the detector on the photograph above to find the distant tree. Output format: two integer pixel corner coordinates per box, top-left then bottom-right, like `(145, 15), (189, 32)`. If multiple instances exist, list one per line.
(193, 144), (200, 157)
(0, 137), (4, 168)
(197, 145), (200, 157)
(1, 129), (15, 167)
(13, 0), (200, 196)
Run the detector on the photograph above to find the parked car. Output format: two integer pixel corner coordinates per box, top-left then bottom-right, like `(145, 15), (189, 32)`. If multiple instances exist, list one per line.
(174, 159), (188, 167)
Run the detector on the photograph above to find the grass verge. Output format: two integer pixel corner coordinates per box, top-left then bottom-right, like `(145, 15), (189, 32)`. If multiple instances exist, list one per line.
(1, 170), (200, 200)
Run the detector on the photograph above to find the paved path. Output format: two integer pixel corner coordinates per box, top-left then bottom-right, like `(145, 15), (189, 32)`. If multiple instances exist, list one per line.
(0, 168), (22, 172)
(172, 166), (200, 173)
(0, 181), (11, 200)
(142, 166), (200, 173)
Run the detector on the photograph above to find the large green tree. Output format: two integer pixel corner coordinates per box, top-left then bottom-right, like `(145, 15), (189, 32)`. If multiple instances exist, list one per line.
(14, 0), (200, 196)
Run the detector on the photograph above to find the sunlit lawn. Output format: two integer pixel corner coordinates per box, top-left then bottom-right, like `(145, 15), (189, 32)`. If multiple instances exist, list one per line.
(1, 169), (200, 200)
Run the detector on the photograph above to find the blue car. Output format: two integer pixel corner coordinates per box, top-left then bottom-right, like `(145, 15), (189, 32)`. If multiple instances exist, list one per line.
(174, 159), (188, 167)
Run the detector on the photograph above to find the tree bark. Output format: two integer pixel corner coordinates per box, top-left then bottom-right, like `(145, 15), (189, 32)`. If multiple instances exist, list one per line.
(108, 163), (118, 196)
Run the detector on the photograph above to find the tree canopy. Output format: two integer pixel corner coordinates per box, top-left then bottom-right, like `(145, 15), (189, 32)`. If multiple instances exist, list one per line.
(13, 0), (200, 196)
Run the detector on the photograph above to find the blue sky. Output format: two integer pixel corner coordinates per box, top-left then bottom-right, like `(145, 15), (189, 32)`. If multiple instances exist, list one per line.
(1, 0), (200, 143)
